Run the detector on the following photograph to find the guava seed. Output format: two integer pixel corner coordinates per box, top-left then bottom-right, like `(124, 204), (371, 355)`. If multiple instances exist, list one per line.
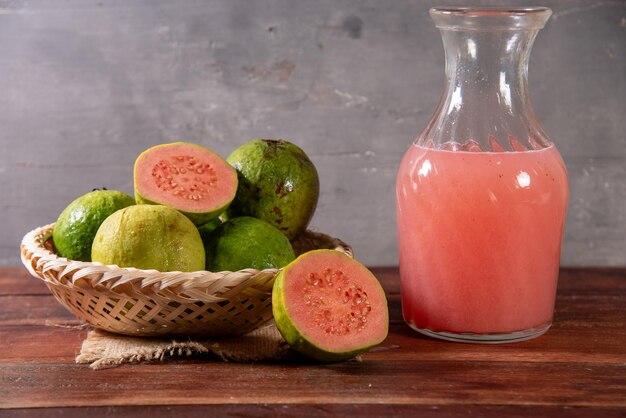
(303, 268), (372, 336)
(152, 156), (219, 201)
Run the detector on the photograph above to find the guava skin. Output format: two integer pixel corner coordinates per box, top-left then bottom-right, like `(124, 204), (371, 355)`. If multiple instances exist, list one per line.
(91, 205), (205, 272)
(272, 250), (389, 362)
(52, 189), (135, 262)
(204, 216), (295, 272)
(226, 139), (319, 240)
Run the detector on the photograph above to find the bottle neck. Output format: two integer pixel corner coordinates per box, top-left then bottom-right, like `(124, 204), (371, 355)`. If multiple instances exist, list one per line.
(443, 29), (532, 111)
(419, 7), (552, 152)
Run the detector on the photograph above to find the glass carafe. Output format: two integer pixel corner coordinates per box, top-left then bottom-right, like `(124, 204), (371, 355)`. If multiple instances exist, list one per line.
(396, 7), (568, 343)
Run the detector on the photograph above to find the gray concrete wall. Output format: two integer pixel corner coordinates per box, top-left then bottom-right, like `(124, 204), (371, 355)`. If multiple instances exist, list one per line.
(1, 0), (625, 267)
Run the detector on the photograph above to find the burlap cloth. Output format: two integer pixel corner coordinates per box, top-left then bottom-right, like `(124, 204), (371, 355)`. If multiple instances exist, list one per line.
(76, 322), (292, 370)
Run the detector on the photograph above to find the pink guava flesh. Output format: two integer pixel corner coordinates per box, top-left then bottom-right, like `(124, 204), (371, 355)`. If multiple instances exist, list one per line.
(135, 143), (237, 214)
(281, 251), (388, 353)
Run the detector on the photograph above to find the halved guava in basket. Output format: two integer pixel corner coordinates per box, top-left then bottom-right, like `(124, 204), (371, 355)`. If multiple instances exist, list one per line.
(134, 142), (237, 225)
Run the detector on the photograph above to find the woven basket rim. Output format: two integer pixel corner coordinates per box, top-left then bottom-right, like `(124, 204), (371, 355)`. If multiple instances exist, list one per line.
(20, 223), (353, 303)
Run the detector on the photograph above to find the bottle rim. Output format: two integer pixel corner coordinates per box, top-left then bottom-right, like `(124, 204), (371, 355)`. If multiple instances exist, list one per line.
(430, 6), (552, 30)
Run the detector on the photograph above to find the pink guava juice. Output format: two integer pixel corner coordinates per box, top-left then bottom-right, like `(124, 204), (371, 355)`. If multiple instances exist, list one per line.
(396, 143), (568, 340)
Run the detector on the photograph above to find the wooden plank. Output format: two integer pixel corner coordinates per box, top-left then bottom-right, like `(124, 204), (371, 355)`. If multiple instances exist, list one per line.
(0, 326), (87, 364)
(557, 267), (626, 295)
(0, 268), (51, 296)
(1, 321), (624, 366)
(0, 360), (624, 409)
(369, 266), (401, 294)
(0, 295), (77, 326)
(3, 404), (625, 418)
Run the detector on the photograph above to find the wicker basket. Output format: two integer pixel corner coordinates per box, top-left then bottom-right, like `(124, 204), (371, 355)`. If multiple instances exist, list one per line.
(20, 223), (352, 337)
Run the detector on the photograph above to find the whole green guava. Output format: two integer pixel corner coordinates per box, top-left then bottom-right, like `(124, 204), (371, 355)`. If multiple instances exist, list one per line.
(52, 189), (135, 262)
(226, 139), (319, 240)
(91, 205), (205, 272)
(204, 216), (295, 272)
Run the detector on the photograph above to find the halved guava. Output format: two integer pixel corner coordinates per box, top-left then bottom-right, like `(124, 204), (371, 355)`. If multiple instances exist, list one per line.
(134, 142), (238, 225)
(91, 205), (205, 272)
(272, 250), (389, 362)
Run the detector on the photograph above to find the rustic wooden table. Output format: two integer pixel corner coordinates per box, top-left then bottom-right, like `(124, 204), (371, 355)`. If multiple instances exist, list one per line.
(1, 267), (625, 417)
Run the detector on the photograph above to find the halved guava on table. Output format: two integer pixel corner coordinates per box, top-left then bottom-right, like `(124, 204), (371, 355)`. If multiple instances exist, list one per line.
(134, 142), (237, 225)
(273, 250), (389, 362)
